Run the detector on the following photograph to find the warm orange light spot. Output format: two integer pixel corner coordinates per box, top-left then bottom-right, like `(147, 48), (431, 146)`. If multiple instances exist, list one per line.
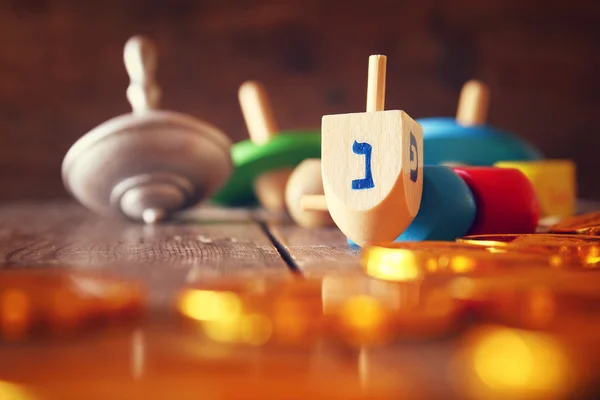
(340, 295), (386, 330)
(178, 290), (242, 322)
(454, 326), (573, 399)
(0, 290), (31, 339)
(449, 256), (476, 274)
(363, 249), (423, 282)
(0, 381), (37, 400)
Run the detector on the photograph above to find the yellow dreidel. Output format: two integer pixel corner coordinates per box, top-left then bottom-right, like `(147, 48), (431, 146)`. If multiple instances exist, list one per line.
(319, 55), (424, 246)
(494, 159), (576, 218)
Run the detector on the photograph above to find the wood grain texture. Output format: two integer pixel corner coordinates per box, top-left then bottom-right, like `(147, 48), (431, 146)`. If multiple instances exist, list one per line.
(0, 201), (291, 305)
(1, 0), (600, 201)
(267, 223), (361, 277)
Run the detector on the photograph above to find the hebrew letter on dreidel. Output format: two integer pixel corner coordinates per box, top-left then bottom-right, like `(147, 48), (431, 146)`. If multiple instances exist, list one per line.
(352, 140), (375, 190)
(409, 132), (418, 183)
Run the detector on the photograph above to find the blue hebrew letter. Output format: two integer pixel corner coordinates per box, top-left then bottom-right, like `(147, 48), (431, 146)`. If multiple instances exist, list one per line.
(409, 132), (418, 183)
(351, 140), (375, 190)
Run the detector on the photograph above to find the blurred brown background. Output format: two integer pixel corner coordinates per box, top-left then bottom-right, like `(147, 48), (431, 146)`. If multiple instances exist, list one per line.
(1, 0), (599, 201)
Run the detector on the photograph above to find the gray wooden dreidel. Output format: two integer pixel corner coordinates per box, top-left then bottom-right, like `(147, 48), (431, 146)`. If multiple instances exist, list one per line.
(285, 159), (334, 228)
(62, 35), (233, 224)
(238, 81), (293, 212)
(319, 55), (424, 246)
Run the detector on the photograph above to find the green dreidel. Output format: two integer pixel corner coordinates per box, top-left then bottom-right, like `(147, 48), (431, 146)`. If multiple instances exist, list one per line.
(211, 82), (321, 209)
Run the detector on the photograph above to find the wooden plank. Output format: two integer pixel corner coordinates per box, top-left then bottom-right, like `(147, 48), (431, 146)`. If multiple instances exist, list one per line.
(0, 201), (292, 306)
(267, 222), (361, 277)
(266, 199), (600, 277)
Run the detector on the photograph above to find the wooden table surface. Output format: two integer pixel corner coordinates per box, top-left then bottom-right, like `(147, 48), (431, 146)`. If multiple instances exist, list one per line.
(0, 201), (360, 305)
(1, 200), (600, 400)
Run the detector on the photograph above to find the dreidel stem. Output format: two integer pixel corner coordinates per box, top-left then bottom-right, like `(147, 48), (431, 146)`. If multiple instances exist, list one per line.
(238, 81), (279, 145)
(366, 55), (387, 112)
(124, 35), (161, 113)
(300, 194), (329, 211)
(456, 80), (490, 126)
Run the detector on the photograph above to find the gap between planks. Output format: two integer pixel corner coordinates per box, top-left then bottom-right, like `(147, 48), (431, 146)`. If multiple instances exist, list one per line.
(263, 222), (362, 278)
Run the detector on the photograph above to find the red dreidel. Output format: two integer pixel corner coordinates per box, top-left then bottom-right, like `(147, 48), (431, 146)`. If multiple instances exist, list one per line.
(453, 167), (540, 234)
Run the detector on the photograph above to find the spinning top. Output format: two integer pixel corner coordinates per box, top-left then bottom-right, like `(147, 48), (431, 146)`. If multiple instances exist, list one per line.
(320, 55), (424, 246)
(418, 80), (542, 165)
(62, 36), (233, 223)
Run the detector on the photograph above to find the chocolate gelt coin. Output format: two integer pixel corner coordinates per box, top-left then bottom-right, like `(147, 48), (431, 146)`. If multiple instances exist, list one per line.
(361, 241), (555, 283)
(549, 211), (600, 236)
(458, 234), (600, 269)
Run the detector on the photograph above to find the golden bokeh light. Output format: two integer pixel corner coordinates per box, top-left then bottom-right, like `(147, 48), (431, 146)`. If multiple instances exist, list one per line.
(451, 326), (574, 400)
(177, 290), (242, 323)
(0, 269), (145, 340)
(362, 248), (424, 282)
(362, 241), (552, 284)
(177, 274), (463, 347)
(0, 381), (38, 400)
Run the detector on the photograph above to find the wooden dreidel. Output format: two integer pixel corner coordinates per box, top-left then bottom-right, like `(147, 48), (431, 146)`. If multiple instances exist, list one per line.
(347, 166), (477, 247)
(62, 35), (232, 223)
(285, 159), (334, 228)
(321, 55), (423, 246)
(494, 160), (576, 218)
(418, 80), (542, 166)
(453, 166), (540, 234)
(210, 82), (322, 208)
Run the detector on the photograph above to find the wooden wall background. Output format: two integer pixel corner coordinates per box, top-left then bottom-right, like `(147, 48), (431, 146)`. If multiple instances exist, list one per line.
(1, 0), (599, 200)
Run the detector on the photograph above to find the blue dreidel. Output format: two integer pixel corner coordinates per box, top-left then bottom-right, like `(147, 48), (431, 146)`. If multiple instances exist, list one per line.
(348, 165), (477, 247)
(417, 80), (542, 166)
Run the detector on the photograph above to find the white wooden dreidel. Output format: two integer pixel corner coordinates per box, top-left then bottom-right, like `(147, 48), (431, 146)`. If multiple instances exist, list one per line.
(285, 159), (334, 228)
(319, 55), (424, 246)
(62, 35), (233, 223)
(211, 81), (322, 211)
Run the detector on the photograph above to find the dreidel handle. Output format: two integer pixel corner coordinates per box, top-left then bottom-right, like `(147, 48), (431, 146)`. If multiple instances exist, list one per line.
(300, 194), (329, 211)
(456, 80), (490, 126)
(238, 81), (279, 145)
(366, 55), (387, 112)
(124, 35), (161, 113)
